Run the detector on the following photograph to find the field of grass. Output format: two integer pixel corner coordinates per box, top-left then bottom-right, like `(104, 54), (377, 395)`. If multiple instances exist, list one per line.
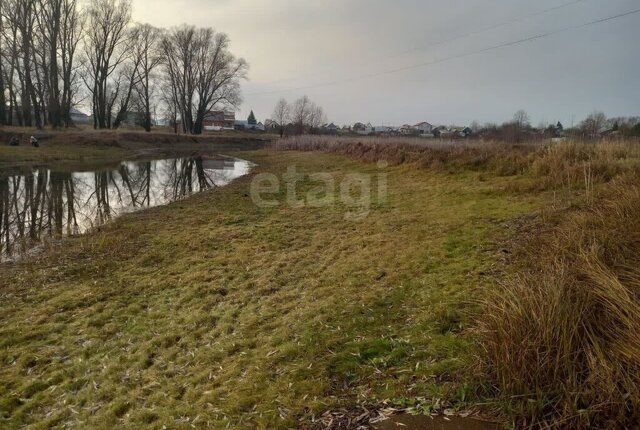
(276, 135), (640, 429)
(3, 133), (640, 429)
(0, 143), (549, 429)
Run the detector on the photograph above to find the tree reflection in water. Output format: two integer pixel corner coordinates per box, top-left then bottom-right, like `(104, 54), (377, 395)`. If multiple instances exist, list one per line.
(0, 156), (251, 260)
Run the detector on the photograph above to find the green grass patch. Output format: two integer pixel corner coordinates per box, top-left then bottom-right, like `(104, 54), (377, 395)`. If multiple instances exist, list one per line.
(0, 150), (545, 429)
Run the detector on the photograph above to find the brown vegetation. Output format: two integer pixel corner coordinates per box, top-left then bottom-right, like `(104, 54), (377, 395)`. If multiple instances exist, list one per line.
(0, 128), (270, 148)
(277, 134), (640, 428)
(275, 135), (640, 189)
(477, 179), (640, 428)
(0, 129), (271, 171)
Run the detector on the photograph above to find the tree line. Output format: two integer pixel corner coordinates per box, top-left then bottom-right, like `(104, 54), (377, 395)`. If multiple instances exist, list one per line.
(0, 0), (247, 133)
(271, 96), (325, 137)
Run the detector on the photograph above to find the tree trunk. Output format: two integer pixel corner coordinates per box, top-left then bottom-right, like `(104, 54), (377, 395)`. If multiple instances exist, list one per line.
(0, 69), (6, 126)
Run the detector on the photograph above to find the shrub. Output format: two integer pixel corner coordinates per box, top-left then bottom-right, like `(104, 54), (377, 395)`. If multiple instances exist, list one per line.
(477, 181), (640, 428)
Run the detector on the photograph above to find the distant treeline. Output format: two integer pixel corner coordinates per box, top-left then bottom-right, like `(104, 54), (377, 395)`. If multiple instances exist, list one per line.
(477, 111), (640, 142)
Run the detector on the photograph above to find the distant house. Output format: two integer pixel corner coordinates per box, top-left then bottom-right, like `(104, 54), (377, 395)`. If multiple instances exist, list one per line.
(400, 124), (418, 135)
(234, 119), (248, 130)
(69, 108), (91, 124)
(414, 122), (434, 135)
(458, 127), (473, 138)
(353, 122), (374, 135)
(203, 111), (235, 130)
(433, 126), (453, 138)
(264, 119), (278, 131)
(234, 119), (264, 131)
(373, 126), (394, 134)
(321, 123), (339, 134)
(352, 122), (366, 133)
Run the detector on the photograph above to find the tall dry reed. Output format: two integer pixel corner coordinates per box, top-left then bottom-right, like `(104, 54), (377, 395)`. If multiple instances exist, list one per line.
(275, 135), (640, 190)
(477, 180), (640, 428)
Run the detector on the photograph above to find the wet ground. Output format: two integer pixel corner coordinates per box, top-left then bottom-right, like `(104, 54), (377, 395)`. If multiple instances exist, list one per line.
(376, 415), (500, 430)
(0, 155), (252, 261)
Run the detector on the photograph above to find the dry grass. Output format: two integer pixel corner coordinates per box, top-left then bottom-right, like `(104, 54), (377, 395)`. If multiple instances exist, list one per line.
(3, 133), (640, 428)
(275, 135), (535, 174)
(277, 135), (640, 428)
(275, 135), (640, 190)
(476, 177), (640, 428)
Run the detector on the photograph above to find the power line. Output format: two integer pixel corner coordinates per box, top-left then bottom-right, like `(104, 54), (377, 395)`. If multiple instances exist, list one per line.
(389, 0), (589, 59)
(246, 7), (640, 97)
(254, 0), (591, 87)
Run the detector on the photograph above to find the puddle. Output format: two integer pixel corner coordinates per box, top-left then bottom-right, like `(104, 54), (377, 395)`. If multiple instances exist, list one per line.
(376, 414), (500, 430)
(0, 155), (252, 261)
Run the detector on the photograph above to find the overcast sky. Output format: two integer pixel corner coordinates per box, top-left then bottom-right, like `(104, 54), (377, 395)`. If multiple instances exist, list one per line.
(133, 0), (640, 127)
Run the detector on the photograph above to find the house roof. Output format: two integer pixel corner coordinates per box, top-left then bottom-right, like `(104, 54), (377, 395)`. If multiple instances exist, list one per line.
(204, 110), (235, 121)
(414, 122), (433, 127)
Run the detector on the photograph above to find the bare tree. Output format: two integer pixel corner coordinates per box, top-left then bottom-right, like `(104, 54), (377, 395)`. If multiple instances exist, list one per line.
(111, 24), (159, 129)
(513, 109), (530, 130)
(291, 95), (311, 135)
(190, 29), (248, 134)
(111, 60), (140, 128)
(82, 0), (131, 129)
(58, 0), (83, 127)
(131, 24), (162, 132)
(161, 26), (198, 134)
(581, 111), (607, 138)
(308, 103), (325, 131)
(0, 0), (6, 125)
(290, 95), (324, 135)
(0, 0), (82, 128)
(469, 120), (481, 134)
(36, 0), (63, 127)
(1, 1), (22, 125)
(4, 0), (40, 127)
(162, 25), (247, 135)
(271, 98), (290, 137)
(159, 81), (178, 134)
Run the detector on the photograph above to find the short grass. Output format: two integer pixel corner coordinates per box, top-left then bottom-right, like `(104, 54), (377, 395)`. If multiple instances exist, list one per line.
(0, 149), (544, 429)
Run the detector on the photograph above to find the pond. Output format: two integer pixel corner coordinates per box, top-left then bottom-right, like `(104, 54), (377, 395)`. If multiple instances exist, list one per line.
(0, 156), (253, 261)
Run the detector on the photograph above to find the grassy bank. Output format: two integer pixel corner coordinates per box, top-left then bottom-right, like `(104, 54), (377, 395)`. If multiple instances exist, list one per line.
(0, 128), (271, 169)
(0, 146), (545, 428)
(276, 135), (640, 428)
(4, 133), (640, 429)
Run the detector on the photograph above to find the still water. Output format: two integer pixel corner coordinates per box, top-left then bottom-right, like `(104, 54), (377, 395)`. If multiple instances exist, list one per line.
(0, 156), (252, 261)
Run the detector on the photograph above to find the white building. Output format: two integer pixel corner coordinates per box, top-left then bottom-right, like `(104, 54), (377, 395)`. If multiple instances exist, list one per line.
(414, 122), (434, 135)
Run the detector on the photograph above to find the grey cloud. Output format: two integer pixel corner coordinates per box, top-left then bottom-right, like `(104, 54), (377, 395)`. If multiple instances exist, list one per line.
(134, 0), (640, 126)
